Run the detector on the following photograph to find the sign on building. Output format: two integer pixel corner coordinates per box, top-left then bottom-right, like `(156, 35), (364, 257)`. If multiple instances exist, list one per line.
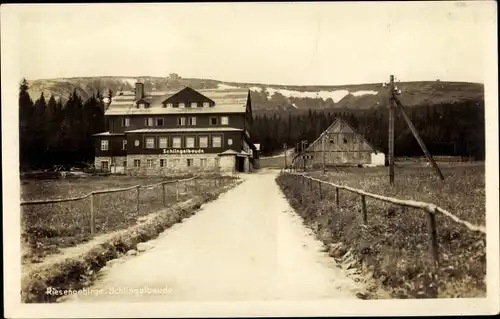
(162, 149), (205, 154)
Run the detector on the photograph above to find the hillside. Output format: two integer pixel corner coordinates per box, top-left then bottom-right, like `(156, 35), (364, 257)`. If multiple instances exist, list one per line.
(26, 75), (484, 112)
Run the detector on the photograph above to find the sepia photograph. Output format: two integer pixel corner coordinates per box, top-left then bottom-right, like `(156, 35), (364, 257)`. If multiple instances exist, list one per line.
(2, 1), (499, 317)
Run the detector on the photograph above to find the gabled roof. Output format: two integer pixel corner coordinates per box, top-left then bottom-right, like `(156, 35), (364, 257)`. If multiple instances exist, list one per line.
(162, 87), (215, 105)
(305, 117), (375, 152)
(106, 86), (249, 115)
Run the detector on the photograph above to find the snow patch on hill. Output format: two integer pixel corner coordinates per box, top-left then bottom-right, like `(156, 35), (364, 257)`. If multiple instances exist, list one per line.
(248, 87), (379, 103)
(351, 90), (379, 97)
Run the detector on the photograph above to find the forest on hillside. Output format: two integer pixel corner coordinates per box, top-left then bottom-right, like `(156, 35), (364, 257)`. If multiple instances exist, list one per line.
(18, 79), (485, 171)
(252, 100), (485, 159)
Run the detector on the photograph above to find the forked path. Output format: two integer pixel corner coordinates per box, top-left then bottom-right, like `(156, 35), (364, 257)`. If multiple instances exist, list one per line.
(64, 169), (362, 302)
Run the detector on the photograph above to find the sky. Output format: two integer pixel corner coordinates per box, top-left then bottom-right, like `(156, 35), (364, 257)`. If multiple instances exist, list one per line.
(7, 1), (497, 85)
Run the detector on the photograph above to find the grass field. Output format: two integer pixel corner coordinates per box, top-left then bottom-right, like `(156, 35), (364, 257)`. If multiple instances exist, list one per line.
(21, 174), (235, 264)
(276, 163), (486, 298)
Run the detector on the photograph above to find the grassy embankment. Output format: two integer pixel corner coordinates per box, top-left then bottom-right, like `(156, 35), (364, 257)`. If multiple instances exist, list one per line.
(276, 164), (486, 298)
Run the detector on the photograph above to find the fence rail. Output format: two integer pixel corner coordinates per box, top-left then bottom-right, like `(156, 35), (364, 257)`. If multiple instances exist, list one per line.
(21, 175), (232, 237)
(282, 171), (486, 274)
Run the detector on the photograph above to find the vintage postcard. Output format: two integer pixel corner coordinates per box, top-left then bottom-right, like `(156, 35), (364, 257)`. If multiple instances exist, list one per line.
(2, 1), (499, 317)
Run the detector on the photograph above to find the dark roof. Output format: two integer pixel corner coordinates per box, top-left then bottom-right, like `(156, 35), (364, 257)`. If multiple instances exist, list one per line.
(106, 86), (249, 115)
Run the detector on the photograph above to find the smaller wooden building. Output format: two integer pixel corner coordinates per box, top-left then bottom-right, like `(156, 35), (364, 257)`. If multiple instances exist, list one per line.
(293, 117), (385, 169)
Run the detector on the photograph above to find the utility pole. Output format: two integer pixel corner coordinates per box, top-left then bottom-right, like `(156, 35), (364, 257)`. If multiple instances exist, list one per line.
(388, 75), (395, 185)
(283, 143), (287, 171)
(301, 140), (308, 172)
(322, 133), (326, 174)
(383, 74), (445, 182)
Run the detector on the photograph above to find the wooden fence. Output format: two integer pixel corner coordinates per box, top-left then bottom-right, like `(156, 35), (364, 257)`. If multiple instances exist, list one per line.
(21, 175), (232, 236)
(282, 171), (486, 269)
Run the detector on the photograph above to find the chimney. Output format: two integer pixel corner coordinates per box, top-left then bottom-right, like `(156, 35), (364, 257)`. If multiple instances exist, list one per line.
(135, 82), (144, 101)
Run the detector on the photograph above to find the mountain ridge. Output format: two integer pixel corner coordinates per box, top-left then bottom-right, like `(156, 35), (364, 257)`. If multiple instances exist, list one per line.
(25, 76), (484, 112)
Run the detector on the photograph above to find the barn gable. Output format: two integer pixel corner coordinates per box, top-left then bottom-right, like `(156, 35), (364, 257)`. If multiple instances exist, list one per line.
(306, 118), (374, 153)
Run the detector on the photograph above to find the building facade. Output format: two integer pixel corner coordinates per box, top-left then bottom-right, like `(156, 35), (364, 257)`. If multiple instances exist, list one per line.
(293, 118), (385, 169)
(93, 83), (258, 175)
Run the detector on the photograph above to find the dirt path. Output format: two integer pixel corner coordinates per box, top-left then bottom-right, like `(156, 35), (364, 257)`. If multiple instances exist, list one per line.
(62, 169), (364, 302)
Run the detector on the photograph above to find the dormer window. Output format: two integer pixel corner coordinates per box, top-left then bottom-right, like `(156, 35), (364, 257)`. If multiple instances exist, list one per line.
(137, 101), (149, 108)
(178, 102), (185, 108)
(203, 102), (210, 107)
(190, 102), (198, 108)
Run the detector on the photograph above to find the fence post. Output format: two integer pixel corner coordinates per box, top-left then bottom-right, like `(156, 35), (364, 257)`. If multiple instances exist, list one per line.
(361, 195), (367, 223)
(136, 186), (140, 214)
(336, 187), (340, 207)
(176, 181), (179, 201)
(426, 206), (439, 297)
(309, 178), (313, 191)
(426, 208), (439, 266)
(90, 192), (95, 235)
(318, 181), (322, 199)
(162, 183), (166, 207)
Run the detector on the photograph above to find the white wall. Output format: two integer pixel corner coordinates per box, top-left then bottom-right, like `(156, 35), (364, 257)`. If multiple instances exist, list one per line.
(219, 156), (235, 174)
(370, 152), (386, 166)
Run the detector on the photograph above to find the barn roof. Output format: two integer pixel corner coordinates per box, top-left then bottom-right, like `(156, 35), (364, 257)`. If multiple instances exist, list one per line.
(305, 117), (375, 152)
(106, 86), (249, 115)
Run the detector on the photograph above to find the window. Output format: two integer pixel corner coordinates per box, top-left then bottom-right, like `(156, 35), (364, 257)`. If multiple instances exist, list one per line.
(101, 140), (109, 151)
(203, 102), (210, 107)
(145, 137), (155, 149)
(134, 140), (140, 147)
(156, 118), (164, 126)
(212, 136), (222, 148)
(172, 137), (182, 148)
(178, 102), (185, 108)
(172, 159), (180, 166)
(101, 161), (109, 171)
(171, 103), (178, 108)
(228, 138), (233, 146)
(167, 103), (173, 108)
(122, 140), (127, 150)
(146, 159), (154, 167)
(199, 136), (208, 148)
(187, 159), (193, 167)
(329, 139), (335, 144)
(122, 118), (130, 127)
(343, 137), (348, 144)
(200, 158), (207, 167)
(159, 137), (168, 149)
(123, 160), (127, 167)
(186, 137), (195, 148)
(178, 117), (186, 126)
(146, 118), (154, 127)
(210, 117), (218, 125)
(221, 116), (229, 125)
(188, 117), (196, 126)
(134, 159), (141, 167)
(190, 102), (197, 108)
(160, 159), (166, 167)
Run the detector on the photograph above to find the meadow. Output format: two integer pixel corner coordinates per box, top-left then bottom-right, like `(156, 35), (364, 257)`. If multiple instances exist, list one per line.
(276, 163), (486, 298)
(21, 174), (234, 264)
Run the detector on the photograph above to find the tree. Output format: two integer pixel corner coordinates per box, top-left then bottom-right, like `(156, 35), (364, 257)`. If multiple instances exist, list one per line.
(19, 79), (34, 170)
